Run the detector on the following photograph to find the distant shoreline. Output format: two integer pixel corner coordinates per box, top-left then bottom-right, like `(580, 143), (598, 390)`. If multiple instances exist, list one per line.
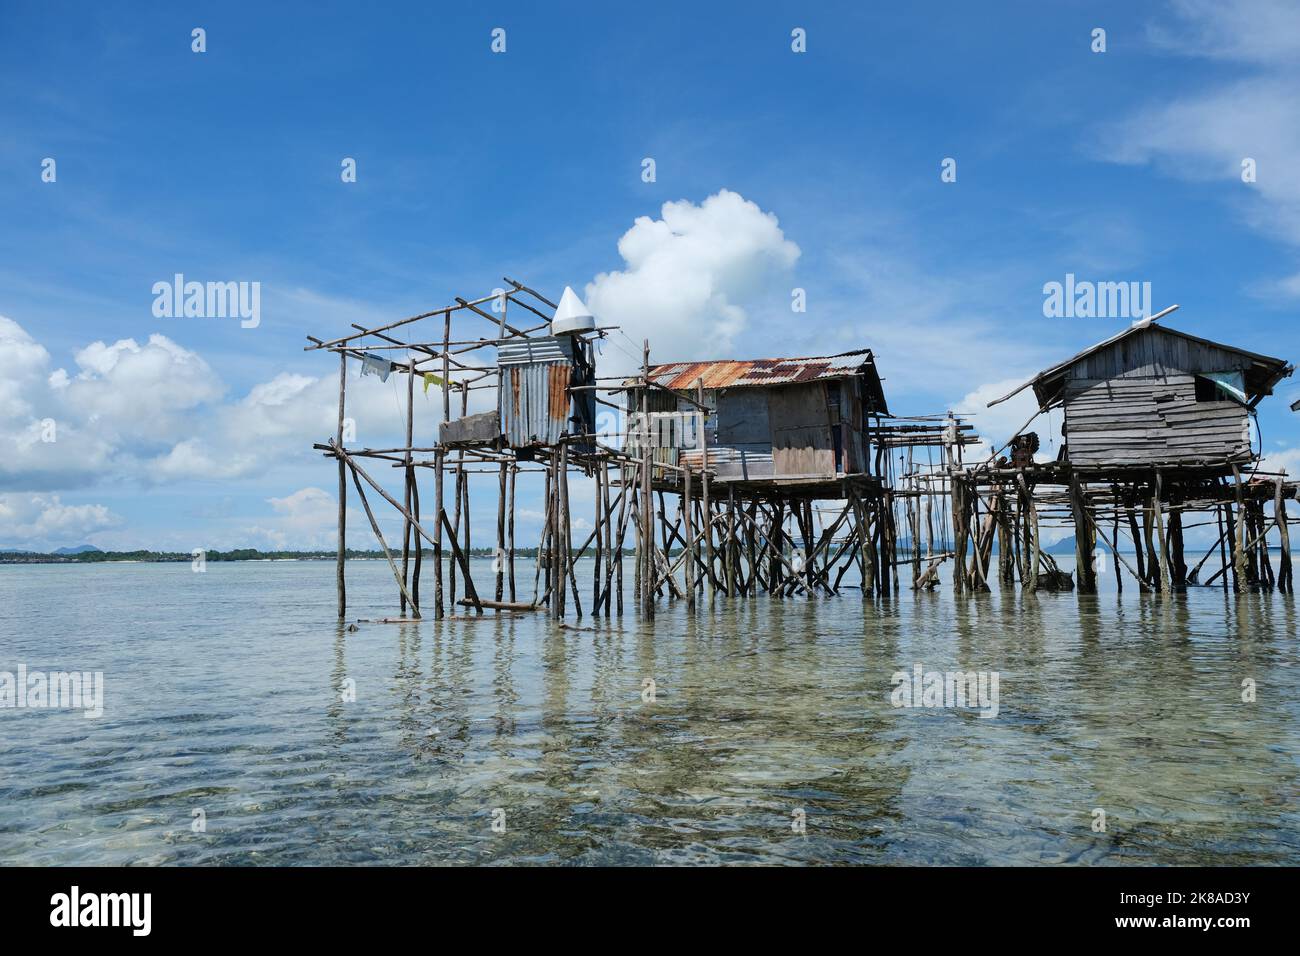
(0, 548), (540, 565)
(6, 546), (1297, 566)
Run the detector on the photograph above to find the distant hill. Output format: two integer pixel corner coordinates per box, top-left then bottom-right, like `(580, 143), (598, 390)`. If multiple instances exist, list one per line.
(52, 545), (102, 555)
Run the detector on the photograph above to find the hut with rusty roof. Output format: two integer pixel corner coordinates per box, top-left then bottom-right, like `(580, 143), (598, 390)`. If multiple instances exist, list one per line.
(623, 348), (889, 492)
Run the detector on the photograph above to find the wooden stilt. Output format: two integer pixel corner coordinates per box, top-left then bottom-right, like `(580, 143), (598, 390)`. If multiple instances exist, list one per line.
(1276, 478), (1293, 594)
(401, 355), (415, 615)
(508, 464), (517, 603)
(1231, 464), (1247, 593)
(335, 351), (347, 619)
(1069, 471), (1096, 593)
(683, 465), (696, 609)
(496, 461), (507, 603)
(433, 449), (445, 617)
(1152, 470), (1170, 594)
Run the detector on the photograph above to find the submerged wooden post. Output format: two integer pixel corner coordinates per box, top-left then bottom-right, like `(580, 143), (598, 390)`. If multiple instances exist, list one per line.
(434, 448), (445, 617)
(1141, 493), (1160, 591)
(1215, 501), (1230, 592)
(496, 461), (507, 602)
(349, 464), (417, 612)
(1168, 495), (1187, 588)
(616, 464), (628, 615)
(435, 310), (451, 618)
(726, 486), (738, 596)
(508, 464), (517, 603)
(683, 464), (696, 609)
(593, 463), (604, 615)
(951, 476), (967, 594)
(858, 494), (876, 595)
(1069, 472), (1096, 594)
(696, 378), (713, 602)
(1268, 481), (1289, 595)
(1017, 470), (1038, 593)
(411, 464), (422, 612)
(336, 351), (347, 618)
(1126, 494), (1146, 586)
(640, 340), (655, 619)
(1231, 464), (1248, 593)
(772, 496), (787, 593)
(553, 450), (564, 618)
(401, 354), (415, 616)
(1276, 478), (1292, 594)
(1152, 470), (1171, 593)
(1110, 490), (1123, 593)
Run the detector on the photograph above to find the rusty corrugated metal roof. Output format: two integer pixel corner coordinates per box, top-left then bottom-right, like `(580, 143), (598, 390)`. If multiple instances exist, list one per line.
(626, 349), (875, 390)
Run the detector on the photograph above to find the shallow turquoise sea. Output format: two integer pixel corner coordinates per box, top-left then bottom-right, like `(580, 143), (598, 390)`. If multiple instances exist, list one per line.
(1, 558), (1297, 865)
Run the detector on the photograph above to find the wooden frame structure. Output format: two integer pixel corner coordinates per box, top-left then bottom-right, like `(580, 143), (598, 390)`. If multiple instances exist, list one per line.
(307, 282), (985, 621)
(962, 314), (1298, 595)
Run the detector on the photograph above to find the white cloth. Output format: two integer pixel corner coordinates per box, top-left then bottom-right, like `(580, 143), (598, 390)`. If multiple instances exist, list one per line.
(359, 352), (392, 383)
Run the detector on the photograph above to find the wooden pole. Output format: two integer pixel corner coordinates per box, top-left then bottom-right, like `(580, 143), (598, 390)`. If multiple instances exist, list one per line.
(336, 444), (479, 611)
(1231, 464), (1248, 593)
(616, 464), (628, 615)
(1141, 493), (1160, 591)
(1110, 490), (1123, 592)
(400, 354), (415, 615)
(1276, 477), (1292, 594)
(1017, 470), (1038, 594)
(1126, 497), (1146, 586)
(593, 462), (604, 615)
(697, 378), (713, 602)
(434, 448), (445, 617)
(349, 463), (417, 613)
(683, 465), (696, 608)
(1153, 470), (1171, 593)
(336, 351), (347, 618)
(641, 340), (655, 619)
(1168, 497), (1187, 588)
(508, 464), (517, 602)
(560, 441), (582, 617)
(951, 477), (967, 594)
(726, 486), (738, 596)
(1069, 472), (1096, 593)
(550, 451), (562, 619)
(411, 465), (423, 612)
(496, 461), (507, 602)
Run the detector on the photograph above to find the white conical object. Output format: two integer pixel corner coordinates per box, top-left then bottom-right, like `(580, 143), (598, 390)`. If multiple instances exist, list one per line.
(551, 286), (596, 335)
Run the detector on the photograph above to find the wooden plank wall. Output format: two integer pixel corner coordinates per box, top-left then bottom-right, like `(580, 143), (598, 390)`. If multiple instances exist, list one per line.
(1063, 330), (1252, 466)
(769, 381), (836, 478)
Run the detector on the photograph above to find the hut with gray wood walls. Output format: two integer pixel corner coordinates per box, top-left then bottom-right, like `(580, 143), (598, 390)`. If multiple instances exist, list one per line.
(964, 309), (1296, 596)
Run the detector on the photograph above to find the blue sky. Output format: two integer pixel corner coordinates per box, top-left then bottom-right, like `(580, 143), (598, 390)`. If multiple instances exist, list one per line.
(2, 0), (1299, 551)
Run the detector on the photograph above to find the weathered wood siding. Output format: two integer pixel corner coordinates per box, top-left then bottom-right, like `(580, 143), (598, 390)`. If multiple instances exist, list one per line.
(1062, 328), (1252, 466)
(647, 376), (870, 481)
(769, 382), (836, 478)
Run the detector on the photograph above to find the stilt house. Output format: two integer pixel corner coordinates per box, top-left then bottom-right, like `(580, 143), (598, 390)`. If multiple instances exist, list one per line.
(989, 322), (1293, 472)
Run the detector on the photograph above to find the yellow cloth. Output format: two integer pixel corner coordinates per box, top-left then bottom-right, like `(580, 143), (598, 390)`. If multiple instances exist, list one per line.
(422, 372), (445, 395)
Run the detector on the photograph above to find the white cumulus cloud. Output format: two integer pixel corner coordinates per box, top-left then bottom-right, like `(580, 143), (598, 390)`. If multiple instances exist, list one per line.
(585, 189), (800, 371)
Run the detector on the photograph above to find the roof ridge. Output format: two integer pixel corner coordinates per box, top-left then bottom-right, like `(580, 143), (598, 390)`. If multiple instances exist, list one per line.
(648, 347), (872, 369)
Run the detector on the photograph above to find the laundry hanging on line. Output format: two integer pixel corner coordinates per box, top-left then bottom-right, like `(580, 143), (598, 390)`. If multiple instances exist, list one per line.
(422, 372), (445, 395)
(359, 352), (393, 383)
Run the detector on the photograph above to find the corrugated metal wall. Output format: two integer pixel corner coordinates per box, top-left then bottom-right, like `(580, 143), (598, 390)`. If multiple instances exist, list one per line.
(497, 336), (593, 449)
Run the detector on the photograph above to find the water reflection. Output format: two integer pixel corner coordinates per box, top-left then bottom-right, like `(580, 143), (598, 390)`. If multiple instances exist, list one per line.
(1, 558), (1297, 865)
